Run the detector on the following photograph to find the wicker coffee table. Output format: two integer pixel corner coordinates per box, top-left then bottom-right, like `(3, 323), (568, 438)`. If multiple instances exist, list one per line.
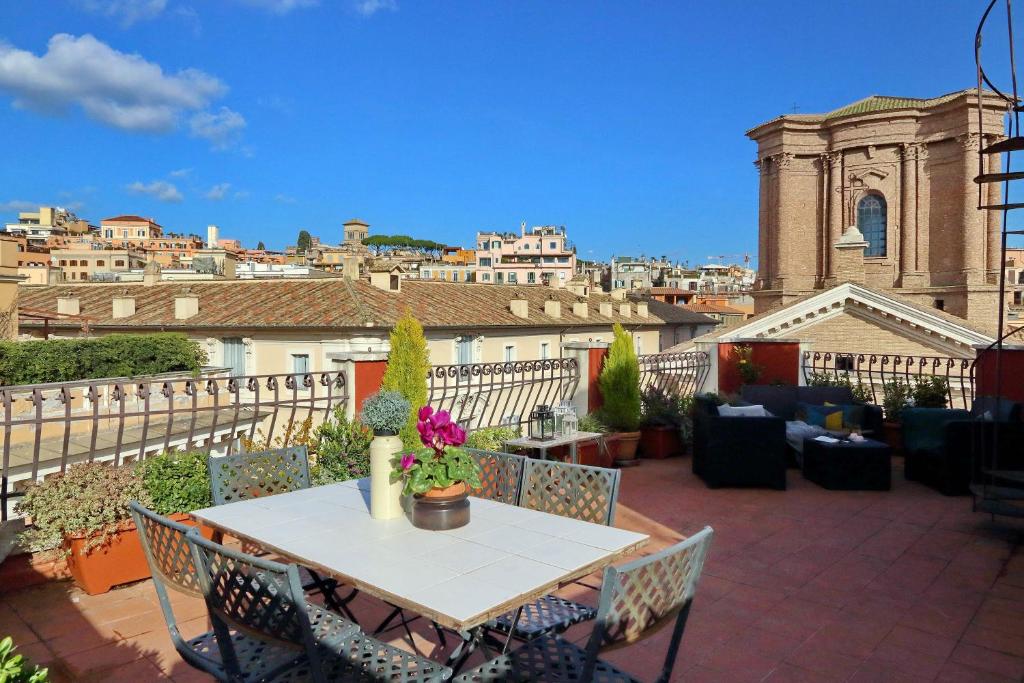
(802, 436), (892, 491)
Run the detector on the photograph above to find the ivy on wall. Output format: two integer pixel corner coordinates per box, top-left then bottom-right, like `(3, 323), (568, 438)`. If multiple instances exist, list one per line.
(0, 333), (208, 386)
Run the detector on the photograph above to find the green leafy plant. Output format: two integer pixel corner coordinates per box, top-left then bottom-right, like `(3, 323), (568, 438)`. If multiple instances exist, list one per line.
(242, 416), (315, 453)
(678, 395), (695, 446)
(0, 636), (48, 683)
(382, 309), (431, 448)
(391, 407), (481, 496)
(137, 451), (211, 515)
(882, 378), (913, 422)
(312, 405), (373, 484)
(598, 323), (641, 432)
(807, 372), (874, 404)
(912, 376), (949, 409)
(577, 413), (608, 433)
(0, 333), (207, 386)
(360, 390), (411, 436)
(16, 463), (150, 554)
(733, 345), (763, 385)
(464, 425), (520, 451)
(640, 386), (685, 428)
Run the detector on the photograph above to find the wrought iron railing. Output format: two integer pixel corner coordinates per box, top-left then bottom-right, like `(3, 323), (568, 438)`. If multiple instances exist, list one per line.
(801, 351), (975, 410)
(426, 359), (580, 431)
(0, 370), (347, 520)
(638, 352), (711, 398)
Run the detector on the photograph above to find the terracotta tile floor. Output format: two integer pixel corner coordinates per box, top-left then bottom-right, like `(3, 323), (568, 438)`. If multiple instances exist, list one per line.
(1, 456), (1023, 682)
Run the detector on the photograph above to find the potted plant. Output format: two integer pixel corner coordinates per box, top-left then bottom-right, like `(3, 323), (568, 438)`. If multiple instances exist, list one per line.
(912, 376), (950, 409)
(882, 378), (913, 454)
(733, 345), (763, 386)
(598, 323), (642, 466)
(0, 636), (48, 683)
(361, 390), (411, 519)
(392, 406), (481, 530)
(312, 405), (373, 484)
(16, 452), (214, 596)
(575, 414), (612, 467)
(639, 387), (684, 459)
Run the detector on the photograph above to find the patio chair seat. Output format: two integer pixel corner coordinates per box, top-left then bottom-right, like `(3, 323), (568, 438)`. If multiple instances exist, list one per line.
(185, 629), (304, 682)
(490, 594), (597, 639)
(453, 634), (639, 682)
(268, 630), (451, 682)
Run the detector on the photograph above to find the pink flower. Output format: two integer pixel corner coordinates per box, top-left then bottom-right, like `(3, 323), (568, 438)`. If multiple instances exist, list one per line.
(400, 453), (416, 471)
(417, 419), (435, 447)
(429, 410), (451, 430)
(418, 405), (434, 422)
(445, 423), (466, 447)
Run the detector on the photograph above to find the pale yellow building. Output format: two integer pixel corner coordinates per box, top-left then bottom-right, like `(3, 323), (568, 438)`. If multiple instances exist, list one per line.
(50, 248), (146, 282)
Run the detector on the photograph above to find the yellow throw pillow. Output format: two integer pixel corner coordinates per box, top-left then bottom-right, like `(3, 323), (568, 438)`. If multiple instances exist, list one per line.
(824, 410), (844, 431)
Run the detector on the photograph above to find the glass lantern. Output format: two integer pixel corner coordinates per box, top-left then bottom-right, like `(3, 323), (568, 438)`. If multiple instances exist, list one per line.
(529, 404), (556, 441)
(562, 411), (578, 437)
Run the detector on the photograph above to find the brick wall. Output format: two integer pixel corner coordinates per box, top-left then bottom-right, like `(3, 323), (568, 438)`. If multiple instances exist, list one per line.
(798, 311), (964, 357)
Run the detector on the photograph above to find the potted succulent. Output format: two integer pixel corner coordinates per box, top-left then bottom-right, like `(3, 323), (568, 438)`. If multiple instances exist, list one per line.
(882, 378), (913, 454)
(599, 324), (643, 466)
(639, 387), (685, 459)
(16, 453), (213, 596)
(392, 406), (481, 530)
(361, 390), (411, 519)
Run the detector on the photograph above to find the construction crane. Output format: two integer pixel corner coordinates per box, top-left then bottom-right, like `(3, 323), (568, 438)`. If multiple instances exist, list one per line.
(705, 253), (752, 266)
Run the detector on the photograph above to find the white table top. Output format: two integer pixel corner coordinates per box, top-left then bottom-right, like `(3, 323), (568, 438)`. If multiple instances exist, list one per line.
(503, 431), (605, 450)
(191, 478), (648, 631)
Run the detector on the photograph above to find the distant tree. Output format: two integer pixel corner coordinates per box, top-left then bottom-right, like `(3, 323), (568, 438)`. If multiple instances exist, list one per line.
(362, 235), (390, 255)
(296, 230), (312, 253)
(256, 241), (266, 250)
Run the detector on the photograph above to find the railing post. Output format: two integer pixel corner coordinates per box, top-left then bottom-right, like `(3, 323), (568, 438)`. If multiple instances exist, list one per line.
(561, 341), (609, 417)
(798, 341), (815, 386)
(694, 341), (719, 395)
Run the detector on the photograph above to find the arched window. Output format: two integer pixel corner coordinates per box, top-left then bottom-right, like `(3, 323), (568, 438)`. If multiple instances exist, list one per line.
(857, 194), (887, 257)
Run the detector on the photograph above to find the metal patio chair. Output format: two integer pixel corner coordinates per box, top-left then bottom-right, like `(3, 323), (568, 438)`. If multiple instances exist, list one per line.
(487, 459), (622, 642)
(189, 533), (452, 683)
(467, 449), (526, 504)
(129, 501), (306, 681)
(207, 446), (358, 622)
(454, 526), (714, 683)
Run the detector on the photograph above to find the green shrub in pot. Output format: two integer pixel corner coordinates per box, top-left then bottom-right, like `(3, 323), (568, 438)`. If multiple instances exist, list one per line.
(136, 450), (211, 515)
(360, 390), (411, 436)
(313, 405), (373, 483)
(911, 376), (949, 409)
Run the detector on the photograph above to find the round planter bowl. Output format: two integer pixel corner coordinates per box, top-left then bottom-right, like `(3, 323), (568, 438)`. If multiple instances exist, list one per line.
(613, 431), (642, 467)
(411, 482), (470, 531)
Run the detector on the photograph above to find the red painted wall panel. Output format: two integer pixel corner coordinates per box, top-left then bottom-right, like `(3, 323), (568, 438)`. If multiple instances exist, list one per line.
(354, 360), (387, 412)
(588, 347), (609, 415)
(718, 341), (800, 395)
(974, 347), (1024, 402)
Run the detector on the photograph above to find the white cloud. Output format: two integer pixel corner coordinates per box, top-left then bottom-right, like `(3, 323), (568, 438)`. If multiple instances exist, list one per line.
(189, 106), (246, 150)
(0, 200), (39, 213)
(0, 34), (242, 148)
(233, 190), (251, 199)
(354, 0), (396, 16)
(205, 183), (231, 200)
(236, 0), (318, 14)
(169, 167), (192, 178)
(79, 0), (168, 27)
(274, 193), (297, 204)
(127, 180), (183, 202)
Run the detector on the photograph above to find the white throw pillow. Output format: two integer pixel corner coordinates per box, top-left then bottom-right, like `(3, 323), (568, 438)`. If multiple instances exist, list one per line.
(717, 404), (768, 418)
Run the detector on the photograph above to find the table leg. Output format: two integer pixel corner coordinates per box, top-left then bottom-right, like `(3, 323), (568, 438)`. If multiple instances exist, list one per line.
(570, 441), (578, 465)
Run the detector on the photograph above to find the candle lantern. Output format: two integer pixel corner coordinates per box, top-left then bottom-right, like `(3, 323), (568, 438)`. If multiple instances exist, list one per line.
(529, 404), (556, 441)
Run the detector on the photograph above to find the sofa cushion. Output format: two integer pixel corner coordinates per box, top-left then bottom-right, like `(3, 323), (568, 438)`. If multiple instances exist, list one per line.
(718, 404), (770, 418)
(971, 396), (1021, 422)
(800, 403), (844, 430)
(798, 386), (856, 406)
(740, 385), (799, 420)
(825, 402), (866, 430)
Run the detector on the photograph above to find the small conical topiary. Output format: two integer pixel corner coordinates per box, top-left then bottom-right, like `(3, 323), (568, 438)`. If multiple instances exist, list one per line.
(598, 323), (641, 432)
(382, 308), (431, 448)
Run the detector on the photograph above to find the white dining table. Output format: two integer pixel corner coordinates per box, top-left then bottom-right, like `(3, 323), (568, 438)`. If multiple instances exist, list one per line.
(190, 477), (648, 665)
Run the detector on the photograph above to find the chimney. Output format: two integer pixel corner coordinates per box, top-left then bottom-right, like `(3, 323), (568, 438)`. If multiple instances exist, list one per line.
(143, 260), (162, 286)
(221, 253), (237, 279)
(342, 256), (360, 280)
(207, 225), (219, 248)
(57, 291), (79, 316)
(510, 297), (529, 319)
(619, 303), (632, 318)
(548, 276), (564, 290)
(175, 288), (199, 320)
(112, 290), (136, 318)
(544, 296), (561, 318)
(636, 301), (649, 318)
(599, 301), (613, 317)
(572, 299), (589, 318)
(610, 288), (626, 301)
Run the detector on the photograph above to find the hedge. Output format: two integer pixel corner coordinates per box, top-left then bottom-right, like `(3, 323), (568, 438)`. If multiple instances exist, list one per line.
(0, 333), (208, 386)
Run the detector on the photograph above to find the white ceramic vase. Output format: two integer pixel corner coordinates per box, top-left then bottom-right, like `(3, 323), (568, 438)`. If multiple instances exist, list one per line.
(369, 432), (404, 519)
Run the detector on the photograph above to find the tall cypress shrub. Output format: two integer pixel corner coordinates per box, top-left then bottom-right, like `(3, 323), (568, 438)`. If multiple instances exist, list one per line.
(598, 323), (641, 432)
(381, 309), (431, 448)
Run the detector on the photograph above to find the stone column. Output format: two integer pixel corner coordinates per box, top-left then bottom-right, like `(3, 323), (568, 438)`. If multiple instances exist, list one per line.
(899, 143), (919, 281)
(986, 141), (1003, 284)
(774, 152), (795, 291)
(961, 133), (985, 284)
(826, 151), (843, 285)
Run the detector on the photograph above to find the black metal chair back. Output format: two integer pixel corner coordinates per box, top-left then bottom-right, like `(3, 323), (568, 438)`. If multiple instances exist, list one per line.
(466, 448), (525, 504)
(518, 458), (621, 525)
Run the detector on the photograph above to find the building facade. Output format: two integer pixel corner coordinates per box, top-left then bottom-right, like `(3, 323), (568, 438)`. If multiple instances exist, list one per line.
(475, 225), (576, 285)
(748, 89), (1008, 334)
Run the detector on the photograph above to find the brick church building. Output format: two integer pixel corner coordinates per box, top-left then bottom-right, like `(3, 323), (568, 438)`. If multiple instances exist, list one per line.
(747, 89), (1008, 336)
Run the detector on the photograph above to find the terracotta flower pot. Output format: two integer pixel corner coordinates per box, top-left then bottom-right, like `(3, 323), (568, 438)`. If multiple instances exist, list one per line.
(65, 513), (211, 596)
(613, 431), (642, 467)
(883, 421), (903, 455)
(412, 482), (470, 530)
(639, 425), (683, 459)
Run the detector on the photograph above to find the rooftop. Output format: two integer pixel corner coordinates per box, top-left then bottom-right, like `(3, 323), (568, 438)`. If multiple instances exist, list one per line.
(2, 457), (1021, 682)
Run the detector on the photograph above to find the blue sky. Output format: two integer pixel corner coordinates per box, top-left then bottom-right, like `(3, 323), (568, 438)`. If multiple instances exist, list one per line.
(0, 1), (1012, 264)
